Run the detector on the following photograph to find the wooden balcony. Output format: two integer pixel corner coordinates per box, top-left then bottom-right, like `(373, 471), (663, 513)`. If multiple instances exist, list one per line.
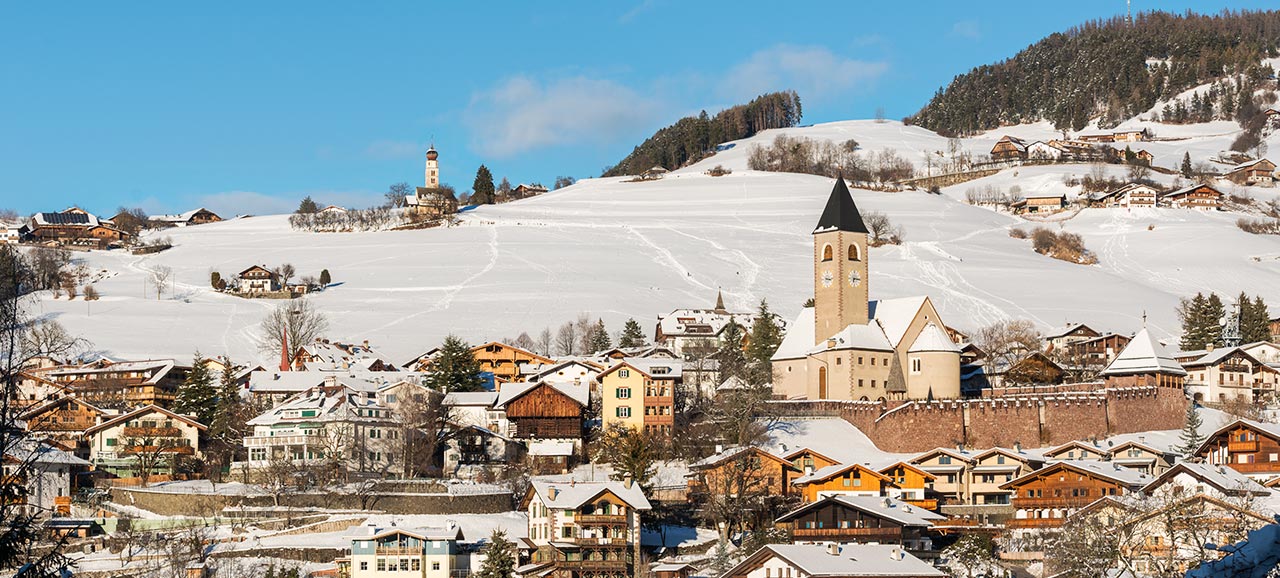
(563, 559), (630, 570)
(122, 426), (183, 437)
(1219, 461), (1280, 474)
(121, 445), (194, 455)
(792, 527), (902, 541)
(573, 537), (630, 547)
(576, 514), (627, 525)
(376, 546), (423, 556)
(1006, 518), (1066, 529)
(903, 498), (938, 510)
(1228, 440), (1259, 452)
(1012, 497), (1092, 509)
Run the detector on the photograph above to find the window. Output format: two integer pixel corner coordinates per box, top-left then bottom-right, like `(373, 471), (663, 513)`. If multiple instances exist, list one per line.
(412, 560), (421, 571)
(822, 244), (833, 261)
(911, 358), (921, 374)
(617, 407), (631, 418)
(858, 379), (864, 388)
(939, 456), (951, 465)
(848, 244), (860, 261)
(106, 438), (117, 447)
(377, 560), (386, 571)
(433, 562), (441, 571)
(400, 559), (410, 571)
(871, 357), (876, 366)
(563, 527), (573, 538)
(616, 388), (631, 399)
(359, 562), (368, 571)
(619, 369), (630, 378)
(997, 456), (1005, 465)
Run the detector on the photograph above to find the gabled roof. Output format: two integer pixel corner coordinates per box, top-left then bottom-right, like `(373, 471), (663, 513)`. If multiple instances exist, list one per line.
(724, 544), (944, 578)
(875, 461), (936, 481)
(869, 296), (930, 349)
(597, 358), (682, 380)
(1181, 346), (1261, 369)
(1043, 323), (1097, 340)
(1161, 182), (1222, 199)
(348, 525), (464, 542)
(792, 462), (892, 486)
(1100, 328), (1187, 377)
(1194, 418), (1280, 456)
(1141, 462), (1271, 497)
(688, 445), (790, 471)
(19, 396), (105, 422)
(776, 495), (945, 527)
(813, 178), (868, 235)
(971, 447), (1038, 464)
(1043, 439), (1107, 458)
(525, 480), (651, 511)
(909, 447), (975, 465)
(1001, 460), (1152, 490)
(494, 380), (588, 409)
(84, 404), (207, 436)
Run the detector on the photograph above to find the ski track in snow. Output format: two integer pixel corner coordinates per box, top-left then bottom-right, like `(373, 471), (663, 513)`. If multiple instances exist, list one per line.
(626, 225), (716, 295)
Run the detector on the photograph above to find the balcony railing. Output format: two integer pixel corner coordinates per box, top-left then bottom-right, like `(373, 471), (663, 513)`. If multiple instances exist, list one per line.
(1228, 440), (1260, 452)
(376, 547), (423, 556)
(1006, 518), (1066, 529)
(573, 537), (630, 547)
(1217, 461), (1280, 474)
(121, 445), (194, 455)
(576, 514), (627, 525)
(1012, 497), (1095, 509)
(562, 559), (631, 570)
(122, 426), (184, 437)
(244, 434), (323, 447)
(792, 527), (901, 540)
(903, 499), (939, 510)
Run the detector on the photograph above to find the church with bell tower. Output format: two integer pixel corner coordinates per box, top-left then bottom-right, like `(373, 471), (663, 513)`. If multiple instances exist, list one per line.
(772, 178), (961, 402)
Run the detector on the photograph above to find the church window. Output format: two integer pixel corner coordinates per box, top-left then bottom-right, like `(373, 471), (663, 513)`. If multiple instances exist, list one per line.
(911, 358), (922, 374)
(870, 380), (876, 388)
(858, 356), (864, 365)
(871, 358), (876, 366)
(836, 357), (841, 365)
(858, 379), (864, 387)
(848, 244), (861, 261)
(822, 244), (833, 262)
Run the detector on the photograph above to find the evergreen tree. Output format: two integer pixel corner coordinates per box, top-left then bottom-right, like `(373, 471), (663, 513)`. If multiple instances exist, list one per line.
(1179, 293), (1209, 350)
(607, 425), (657, 490)
(1242, 294), (1272, 343)
(586, 319), (611, 353)
(174, 352), (218, 424)
(618, 318), (647, 348)
(296, 196), (319, 214)
(1205, 292), (1226, 347)
(319, 269), (331, 286)
(1177, 402), (1204, 459)
(717, 321), (750, 383)
(208, 359), (248, 478)
(1180, 151), (1194, 177)
(472, 165), (496, 205)
(475, 530), (516, 578)
(426, 335), (485, 392)
(745, 300), (784, 383)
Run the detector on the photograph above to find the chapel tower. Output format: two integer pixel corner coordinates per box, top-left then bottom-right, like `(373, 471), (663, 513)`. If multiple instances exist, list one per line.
(425, 146), (440, 189)
(813, 177), (869, 344)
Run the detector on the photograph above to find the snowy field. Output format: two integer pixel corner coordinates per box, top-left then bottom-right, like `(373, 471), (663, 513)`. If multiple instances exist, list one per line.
(34, 120), (1280, 367)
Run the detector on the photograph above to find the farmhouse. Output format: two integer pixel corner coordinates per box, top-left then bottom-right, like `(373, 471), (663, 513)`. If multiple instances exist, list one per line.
(1221, 158), (1276, 186)
(25, 208), (131, 248)
(236, 265), (280, 293)
(1160, 183), (1222, 210)
(1002, 460), (1151, 530)
(1093, 183), (1160, 208)
(522, 480), (650, 578)
(1025, 140), (1064, 161)
(989, 135), (1027, 162)
(1011, 193), (1067, 214)
(150, 207), (222, 227)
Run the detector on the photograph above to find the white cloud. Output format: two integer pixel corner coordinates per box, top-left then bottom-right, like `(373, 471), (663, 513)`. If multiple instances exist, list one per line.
(719, 45), (888, 104)
(950, 20), (981, 40)
(465, 76), (663, 158)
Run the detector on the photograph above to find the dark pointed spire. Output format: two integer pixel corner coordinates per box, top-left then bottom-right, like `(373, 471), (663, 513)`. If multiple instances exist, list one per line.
(714, 289), (726, 313)
(813, 176), (868, 235)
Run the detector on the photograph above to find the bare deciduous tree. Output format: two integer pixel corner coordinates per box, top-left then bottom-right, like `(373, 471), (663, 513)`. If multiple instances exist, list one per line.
(275, 263), (296, 287)
(555, 322), (578, 356)
(257, 298), (330, 363)
(973, 319), (1041, 382)
(150, 265), (172, 300)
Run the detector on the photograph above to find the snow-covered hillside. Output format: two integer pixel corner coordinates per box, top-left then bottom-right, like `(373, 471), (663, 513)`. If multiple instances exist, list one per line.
(38, 121), (1280, 367)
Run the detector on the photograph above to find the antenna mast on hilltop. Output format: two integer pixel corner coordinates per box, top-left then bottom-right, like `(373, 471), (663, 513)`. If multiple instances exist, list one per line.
(1127, 0), (1132, 26)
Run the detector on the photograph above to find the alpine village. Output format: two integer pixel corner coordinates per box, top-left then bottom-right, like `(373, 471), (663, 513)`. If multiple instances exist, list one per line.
(15, 6), (1280, 578)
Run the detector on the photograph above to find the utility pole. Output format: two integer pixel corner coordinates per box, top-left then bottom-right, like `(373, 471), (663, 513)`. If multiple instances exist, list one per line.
(1127, 0), (1132, 26)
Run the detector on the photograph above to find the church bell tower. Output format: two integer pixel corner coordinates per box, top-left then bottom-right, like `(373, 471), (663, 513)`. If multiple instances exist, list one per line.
(813, 177), (869, 344)
(425, 146), (440, 189)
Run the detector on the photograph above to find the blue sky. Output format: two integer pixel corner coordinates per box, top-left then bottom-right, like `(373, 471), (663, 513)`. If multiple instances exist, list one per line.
(0, 1), (1268, 216)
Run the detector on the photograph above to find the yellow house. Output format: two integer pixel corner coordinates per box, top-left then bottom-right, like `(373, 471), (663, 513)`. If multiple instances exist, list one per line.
(790, 462), (892, 503)
(598, 359), (680, 436)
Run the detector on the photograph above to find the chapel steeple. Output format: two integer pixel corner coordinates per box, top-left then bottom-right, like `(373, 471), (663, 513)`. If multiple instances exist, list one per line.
(812, 177), (870, 344)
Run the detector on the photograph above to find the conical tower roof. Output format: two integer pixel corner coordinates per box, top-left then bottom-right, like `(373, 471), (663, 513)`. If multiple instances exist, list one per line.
(714, 290), (726, 313)
(813, 176), (868, 235)
(1101, 328), (1187, 377)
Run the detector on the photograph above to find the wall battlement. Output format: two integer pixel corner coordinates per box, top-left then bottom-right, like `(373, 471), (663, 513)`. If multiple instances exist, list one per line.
(768, 386), (1185, 453)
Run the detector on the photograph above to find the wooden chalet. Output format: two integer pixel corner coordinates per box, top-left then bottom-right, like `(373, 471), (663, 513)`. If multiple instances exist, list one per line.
(1222, 158), (1276, 186)
(687, 446), (798, 498)
(1160, 183), (1222, 210)
(1108, 439), (1175, 476)
(1026, 141), (1065, 161)
(721, 543), (944, 578)
(19, 397), (109, 458)
(44, 359), (187, 409)
(1001, 460), (1151, 530)
(1064, 333), (1131, 368)
(1078, 133), (1115, 143)
(471, 342), (554, 385)
(989, 135), (1027, 162)
(1099, 328), (1187, 389)
(236, 265), (280, 293)
(151, 208), (222, 227)
(652, 563), (696, 578)
(1179, 346), (1278, 404)
(511, 183), (549, 197)
(1011, 193), (1067, 214)
(26, 209), (130, 248)
(1112, 128), (1150, 142)
(1195, 418), (1280, 479)
(495, 381), (584, 440)
(999, 352), (1065, 386)
(790, 462), (893, 503)
(774, 495), (945, 552)
(1094, 183), (1159, 208)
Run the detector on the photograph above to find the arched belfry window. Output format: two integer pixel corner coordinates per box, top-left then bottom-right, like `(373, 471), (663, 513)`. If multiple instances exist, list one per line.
(848, 244), (861, 261)
(822, 244), (833, 262)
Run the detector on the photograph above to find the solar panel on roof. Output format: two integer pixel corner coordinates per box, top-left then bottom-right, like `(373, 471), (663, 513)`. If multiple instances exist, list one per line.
(40, 212), (90, 225)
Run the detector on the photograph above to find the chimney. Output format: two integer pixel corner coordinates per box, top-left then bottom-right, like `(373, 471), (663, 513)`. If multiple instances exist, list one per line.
(883, 497), (893, 508)
(889, 547), (904, 561)
(363, 340), (370, 348)
(548, 486), (558, 500)
(1014, 441), (1022, 453)
(1138, 436), (1145, 443)
(805, 466), (814, 476)
(624, 475), (634, 489)
(826, 543), (840, 556)
(715, 444), (724, 455)
(1206, 343), (1215, 352)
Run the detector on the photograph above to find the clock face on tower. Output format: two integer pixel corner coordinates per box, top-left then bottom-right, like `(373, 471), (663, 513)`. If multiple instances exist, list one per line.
(821, 270), (834, 287)
(848, 270), (862, 287)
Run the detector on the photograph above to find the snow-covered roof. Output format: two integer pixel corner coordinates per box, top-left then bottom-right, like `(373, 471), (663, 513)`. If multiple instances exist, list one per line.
(247, 384), (389, 427)
(6, 441), (90, 466)
(656, 308), (758, 339)
(31, 211), (102, 228)
(494, 379), (589, 408)
(528, 480), (651, 511)
(777, 495), (945, 527)
(84, 404), (207, 436)
(1142, 462), (1271, 496)
(763, 417), (890, 465)
(687, 445), (764, 470)
(1179, 346), (1260, 368)
(47, 359), (177, 385)
(248, 371), (421, 394)
(791, 462), (888, 485)
(527, 440), (575, 457)
(908, 323), (959, 354)
(869, 296), (928, 348)
(443, 391), (499, 407)
(1161, 182), (1221, 199)
(298, 340), (399, 372)
(732, 544), (944, 578)
(152, 208), (216, 223)
(599, 357), (683, 380)
(346, 524), (464, 542)
(1100, 328), (1187, 376)
(1006, 459), (1153, 489)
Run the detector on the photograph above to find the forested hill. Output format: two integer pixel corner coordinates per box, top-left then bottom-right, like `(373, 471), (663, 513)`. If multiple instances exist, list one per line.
(908, 10), (1280, 136)
(602, 90), (802, 177)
